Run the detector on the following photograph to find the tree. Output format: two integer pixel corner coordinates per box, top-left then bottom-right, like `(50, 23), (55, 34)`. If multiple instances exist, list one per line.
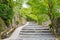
(27, 0), (49, 24)
(48, 0), (60, 35)
(27, 0), (60, 35)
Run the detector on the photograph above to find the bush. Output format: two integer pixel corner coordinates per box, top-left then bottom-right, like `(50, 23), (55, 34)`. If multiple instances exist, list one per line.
(0, 3), (14, 27)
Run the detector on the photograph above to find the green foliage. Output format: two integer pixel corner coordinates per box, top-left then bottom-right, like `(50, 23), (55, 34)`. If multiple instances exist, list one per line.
(0, 0), (15, 27)
(26, 0), (60, 24)
(20, 8), (37, 21)
(0, 4), (14, 20)
(26, 0), (50, 24)
(0, 4), (14, 27)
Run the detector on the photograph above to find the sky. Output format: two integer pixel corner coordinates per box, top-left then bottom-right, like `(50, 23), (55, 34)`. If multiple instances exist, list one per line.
(13, 0), (29, 8)
(22, 4), (29, 8)
(13, 0), (16, 1)
(22, 0), (29, 8)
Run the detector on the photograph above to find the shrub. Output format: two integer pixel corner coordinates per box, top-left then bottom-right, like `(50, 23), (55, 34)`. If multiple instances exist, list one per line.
(0, 4), (14, 27)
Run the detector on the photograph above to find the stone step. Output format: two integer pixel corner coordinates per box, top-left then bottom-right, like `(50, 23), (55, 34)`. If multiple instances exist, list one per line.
(26, 24), (38, 26)
(20, 30), (51, 33)
(19, 36), (55, 38)
(23, 27), (42, 29)
(18, 22), (56, 40)
(19, 34), (55, 38)
(26, 25), (39, 26)
(21, 28), (49, 30)
(17, 38), (56, 40)
(22, 27), (49, 30)
(22, 28), (49, 30)
(35, 28), (49, 30)
(20, 30), (50, 32)
(26, 25), (42, 27)
(27, 23), (37, 25)
(23, 26), (49, 27)
(20, 32), (53, 35)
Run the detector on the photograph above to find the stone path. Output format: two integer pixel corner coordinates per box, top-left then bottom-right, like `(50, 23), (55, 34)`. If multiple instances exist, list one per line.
(4, 22), (29, 40)
(4, 22), (59, 40)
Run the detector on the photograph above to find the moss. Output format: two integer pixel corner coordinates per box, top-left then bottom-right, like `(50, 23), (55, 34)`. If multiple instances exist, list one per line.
(0, 18), (6, 32)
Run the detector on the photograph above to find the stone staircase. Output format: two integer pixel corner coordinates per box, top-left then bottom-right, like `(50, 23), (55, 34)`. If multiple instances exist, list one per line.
(17, 22), (56, 40)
